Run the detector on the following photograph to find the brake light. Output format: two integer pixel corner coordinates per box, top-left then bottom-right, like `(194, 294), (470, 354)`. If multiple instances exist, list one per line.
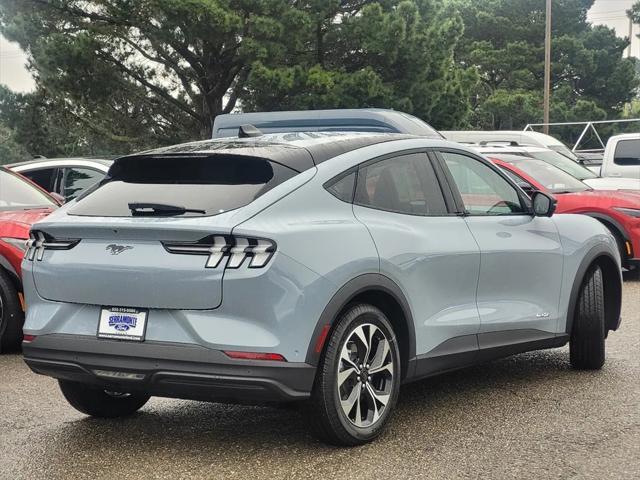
(25, 230), (80, 261)
(224, 351), (286, 362)
(162, 235), (276, 269)
(22, 334), (36, 343)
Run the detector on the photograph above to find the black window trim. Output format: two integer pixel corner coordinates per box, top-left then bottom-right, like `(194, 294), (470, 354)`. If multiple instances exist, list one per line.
(431, 148), (533, 217)
(324, 148), (457, 217)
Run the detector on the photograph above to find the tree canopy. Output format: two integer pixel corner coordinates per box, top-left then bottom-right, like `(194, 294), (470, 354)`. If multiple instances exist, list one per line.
(0, 0), (475, 159)
(454, 0), (638, 129)
(0, 0), (637, 161)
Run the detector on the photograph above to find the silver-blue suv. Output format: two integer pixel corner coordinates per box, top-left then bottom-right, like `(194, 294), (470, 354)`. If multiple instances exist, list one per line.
(22, 131), (622, 445)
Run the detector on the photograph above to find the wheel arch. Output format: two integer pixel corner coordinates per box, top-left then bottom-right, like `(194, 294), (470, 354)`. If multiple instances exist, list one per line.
(582, 212), (631, 265)
(565, 247), (622, 335)
(0, 256), (22, 294)
(305, 273), (416, 381)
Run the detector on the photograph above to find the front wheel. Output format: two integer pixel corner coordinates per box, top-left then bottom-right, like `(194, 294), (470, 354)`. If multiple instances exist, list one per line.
(59, 380), (150, 418)
(309, 304), (401, 446)
(570, 265), (606, 370)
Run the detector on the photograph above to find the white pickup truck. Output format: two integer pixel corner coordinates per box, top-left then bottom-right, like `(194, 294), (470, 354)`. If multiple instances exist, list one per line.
(599, 133), (640, 182)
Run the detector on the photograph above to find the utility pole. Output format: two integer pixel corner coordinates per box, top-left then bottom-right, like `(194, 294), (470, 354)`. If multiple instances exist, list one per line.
(628, 15), (634, 58)
(543, 0), (552, 135)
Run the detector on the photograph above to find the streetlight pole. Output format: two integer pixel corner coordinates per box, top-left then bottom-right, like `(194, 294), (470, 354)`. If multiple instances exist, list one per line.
(543, 0), (552, 135)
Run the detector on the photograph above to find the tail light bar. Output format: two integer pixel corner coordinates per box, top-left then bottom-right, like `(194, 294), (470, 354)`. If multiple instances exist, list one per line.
(162, 235), (276, 269)
(25, 231), (80, 261)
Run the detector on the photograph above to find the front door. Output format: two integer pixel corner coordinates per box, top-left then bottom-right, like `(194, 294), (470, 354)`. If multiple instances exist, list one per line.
(436, 150), (564, 348)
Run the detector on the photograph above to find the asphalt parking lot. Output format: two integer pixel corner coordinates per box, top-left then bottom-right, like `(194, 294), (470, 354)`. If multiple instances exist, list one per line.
(1, 274), (638, 480)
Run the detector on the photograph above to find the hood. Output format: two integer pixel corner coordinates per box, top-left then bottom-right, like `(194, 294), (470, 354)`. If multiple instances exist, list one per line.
(0, 208), (54, 238)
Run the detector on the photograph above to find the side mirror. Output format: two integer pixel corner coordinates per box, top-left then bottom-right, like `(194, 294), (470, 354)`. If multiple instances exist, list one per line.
(531, 191), (556, 217)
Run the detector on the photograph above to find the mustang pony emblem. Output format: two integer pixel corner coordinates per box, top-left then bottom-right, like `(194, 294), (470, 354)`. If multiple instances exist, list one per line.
(106, 244), (133, 255)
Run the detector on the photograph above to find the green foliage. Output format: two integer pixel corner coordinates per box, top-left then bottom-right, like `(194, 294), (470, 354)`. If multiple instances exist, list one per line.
(454, 0), (639, 129)
(243, 1), (477, 129)
(630, 2), (640, 25)
(0, 120), (30, 164)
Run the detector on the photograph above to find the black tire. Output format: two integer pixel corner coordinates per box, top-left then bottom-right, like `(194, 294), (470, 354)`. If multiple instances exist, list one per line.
(0, 268), (23, 353)
(570, 265), (606, 370)
(59, 380), (150, 418)
(308, 304), (401, 446)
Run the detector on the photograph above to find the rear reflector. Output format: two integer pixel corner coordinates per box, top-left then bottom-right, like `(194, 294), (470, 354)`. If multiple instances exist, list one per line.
(22, 334), (36, 343)
(224, 351), (286, 362)
(315, 324), (331, 353)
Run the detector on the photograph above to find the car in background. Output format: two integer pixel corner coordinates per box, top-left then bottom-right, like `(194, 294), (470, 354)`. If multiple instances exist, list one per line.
(211, 108), (443, 138)
(8, 158), (112, 202)
(488, 154), (640, 271)
(442, 130), (579, 161)
(472, 144), (640, 192)
(0, 166), (59, 352)
(599, 133), (640, 180)
(21, 131), (622, 445)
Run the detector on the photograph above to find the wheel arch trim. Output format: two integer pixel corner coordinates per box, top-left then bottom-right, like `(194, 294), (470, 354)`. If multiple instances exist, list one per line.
(565, 246), (622, 335)
(304, 273), (416, 373)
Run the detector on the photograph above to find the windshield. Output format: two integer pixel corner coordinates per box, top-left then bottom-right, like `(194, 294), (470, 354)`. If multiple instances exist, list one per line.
(0, 168), (57, 211)
(69, 154), (298, 217)
(509, 159), (589, 193)
(524, 150), (598, 180)
(549, 144), (578, 161)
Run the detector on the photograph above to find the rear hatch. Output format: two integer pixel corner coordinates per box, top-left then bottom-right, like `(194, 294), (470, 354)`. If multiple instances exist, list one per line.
(28, 152), (300, 310)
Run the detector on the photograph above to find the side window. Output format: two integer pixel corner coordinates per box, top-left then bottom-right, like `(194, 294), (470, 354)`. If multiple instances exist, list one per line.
(441, 152), (525, 215)
(613, 139), (640, 166)
(500, 168), (535, 193)
(325, 171), (355, 202)
(64, 167), (104, 201)
(21, 168), (57, 193)
(354, 153), (447, 215)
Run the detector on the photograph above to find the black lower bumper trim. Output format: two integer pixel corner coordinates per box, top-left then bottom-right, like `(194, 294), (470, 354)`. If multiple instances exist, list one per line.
(23, 335), (315, 403)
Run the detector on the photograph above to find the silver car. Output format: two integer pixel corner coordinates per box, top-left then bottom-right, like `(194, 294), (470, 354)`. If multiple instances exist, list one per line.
(21, 131), (622, 445)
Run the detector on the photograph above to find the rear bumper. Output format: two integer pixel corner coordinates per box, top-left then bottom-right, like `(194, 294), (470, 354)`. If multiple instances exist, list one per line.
(23, 335), (315, 403)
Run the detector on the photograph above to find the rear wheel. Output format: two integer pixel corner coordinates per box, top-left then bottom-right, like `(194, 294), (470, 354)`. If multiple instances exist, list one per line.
(309, 304), (401, 446)
(570, 265), (606, 370)
(0, 269), (23, 353)
(59, 380), (150, 418)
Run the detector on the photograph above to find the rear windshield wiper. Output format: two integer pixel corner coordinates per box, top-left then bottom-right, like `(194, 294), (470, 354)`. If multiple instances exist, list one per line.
(128, 202), (206, 216)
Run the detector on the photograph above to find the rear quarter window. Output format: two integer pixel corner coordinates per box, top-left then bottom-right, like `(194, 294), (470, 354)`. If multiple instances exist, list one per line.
(68, 155), (298, 217)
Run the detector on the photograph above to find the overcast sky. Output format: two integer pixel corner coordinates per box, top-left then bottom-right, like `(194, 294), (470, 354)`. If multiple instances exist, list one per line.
(0, 0), (637, 93)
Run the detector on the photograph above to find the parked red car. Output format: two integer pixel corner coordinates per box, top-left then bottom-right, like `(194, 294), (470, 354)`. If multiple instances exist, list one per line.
(489, 154), (640, 270)
(0, 166), (59, 352)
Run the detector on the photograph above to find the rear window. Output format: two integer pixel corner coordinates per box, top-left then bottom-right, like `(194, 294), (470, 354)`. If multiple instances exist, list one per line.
(68, 155), (298, 217)
(0, 168), (57, 211)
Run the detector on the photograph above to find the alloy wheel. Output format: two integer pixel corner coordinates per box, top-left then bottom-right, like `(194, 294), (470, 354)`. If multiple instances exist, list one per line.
(337, 323), (394, 428)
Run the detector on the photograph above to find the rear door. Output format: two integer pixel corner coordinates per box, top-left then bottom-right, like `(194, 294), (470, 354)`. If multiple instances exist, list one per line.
(350, 151), (481, 374)
(435, 149), (564, 346)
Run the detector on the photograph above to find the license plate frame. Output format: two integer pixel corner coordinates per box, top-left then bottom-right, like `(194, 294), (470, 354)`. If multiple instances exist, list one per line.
(97, 306), (148, 342)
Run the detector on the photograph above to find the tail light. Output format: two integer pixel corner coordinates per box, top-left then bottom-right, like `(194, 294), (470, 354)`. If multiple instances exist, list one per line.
(25, 231), (80, 261)
(162, 235), (276, 269)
